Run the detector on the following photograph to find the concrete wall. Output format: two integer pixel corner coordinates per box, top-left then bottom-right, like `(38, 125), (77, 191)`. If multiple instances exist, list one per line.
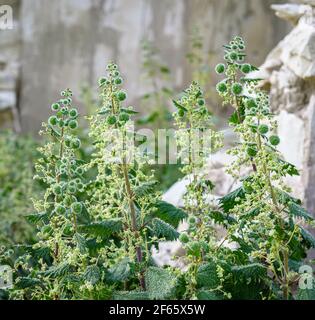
(0, 0), (289, 132)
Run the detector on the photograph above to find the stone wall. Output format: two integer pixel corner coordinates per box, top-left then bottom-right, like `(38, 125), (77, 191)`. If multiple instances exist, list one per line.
(0, 0), (289, 132)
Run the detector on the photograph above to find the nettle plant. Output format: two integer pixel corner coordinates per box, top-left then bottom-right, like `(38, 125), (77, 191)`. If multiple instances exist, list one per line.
(86, 63), (186, 299)
(173, 82), (224, 298)
(4, 89), (94, 299)
(215, 36), (315, 299)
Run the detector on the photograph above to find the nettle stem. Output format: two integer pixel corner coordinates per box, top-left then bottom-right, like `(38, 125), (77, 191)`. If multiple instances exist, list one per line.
(121, 161), (146, 290)
(257, 130), (289, 300)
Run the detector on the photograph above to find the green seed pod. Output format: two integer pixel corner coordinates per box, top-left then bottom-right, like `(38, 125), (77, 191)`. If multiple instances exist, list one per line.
(71, 202), (83, 214)
(48, 116), (58, 126)
(258, 124), (269, 135)
(64, 195), (76, 207)
(51, 103), (60, 112)
(68, 185), (77, 194)
(71, 138), (81, 149)
(114, 77), (123, 85)
(56, 204), (66, 215)
(187, 241), (201, 258)
(197, 98), (205, 106)
(58, 119), (65, 128)
(179, 233), (189, 244)
(52, 184), (62, 195)
(188, 215), (197, 225)
(69, 108), (78, 118)
(241, 63), (251, 74)
(246, 99), (257, 109)
(61, 107), (69, 115)
(229, 51), (238, 61)
(247, 146), (257, 157)
(231, 83), (243, 95)
(119, 113), (129, 122)
(216, 82), (227, 93)
(269, 135), (280, 146)
(61, 90), (66, 96)
(116, 90), (127, 101)
(76, 167), (84, 175)
(41, 225), (53, 235)
(68, 119), (78, 130)
(107, 115), (117, 125)
(215, 63), (225, 74)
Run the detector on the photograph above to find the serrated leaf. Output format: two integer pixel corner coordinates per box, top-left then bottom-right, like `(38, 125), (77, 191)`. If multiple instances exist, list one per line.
(299, 227), (315, 248)
(153, 200), (187, 228)
(172, 100), (187, 112)
(25, 212), (49, 225)
(16, 277), (42, 289)
(121, 108), (139, 115)
(196, 262), (220, 289)
(149, 218), (179, 241)
(146, 267), (177, 299)
(289, 202), (314, 221)
(134, 181), (157, 198)
(231, 263), (266, 279)
(74, 233), (88, 254)
(107, 258), (131, 283)
(112, 291), (149, 300)
(42, 263), (71, 278)
(296, 281), (315, 300)
(84, 265), (101, 285)
(79, 218), (123, 238)
(219, 186), (245, 213)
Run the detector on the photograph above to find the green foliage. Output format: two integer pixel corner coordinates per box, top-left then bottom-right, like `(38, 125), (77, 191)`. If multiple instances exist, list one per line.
(146, 267), (177, 299)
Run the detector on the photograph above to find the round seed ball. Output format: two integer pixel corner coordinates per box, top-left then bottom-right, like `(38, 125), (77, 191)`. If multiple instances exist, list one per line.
(216, 82), (227, 93)
(247, 146), (257, 157)
(51, 103), (60, 112)
(179, 233), (189, 244)
(258, 124), (269, 135)
(68, 119), (78, 130)
(48, 116), (58, 126)
(116, 90), (127, 101)
(56, 204), (66, 215)
(215, 63), (225, 74)
(269, 135), (280, 146)
(107, 115), (117, 125)
(231, 83), (243, 95)
(71, 202), (83, 214)
(71, 138), (81, 149)
(119, 112), (129, 122)
(69, 108), (78, 118)
(241, 63), (251, 74)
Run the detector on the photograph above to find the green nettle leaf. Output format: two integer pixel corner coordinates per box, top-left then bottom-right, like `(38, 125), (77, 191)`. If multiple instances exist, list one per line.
(219, 186), (245, 213)
(25, 212), (49, 225)
(172, 99), (188, 112)
(149, 218), (179, 241)
(299, 227), (315, 248)
(112, 291), (149, 300)
(107, 258), (132, 283)
(146, 267), (177, 299)
(196, 262), (220, 289)
(84, 265), (101, 285)
(42, 262), (71, 278)
(134, 181), (158, 197)
(196, 290), (222, 300)
(153, 200), (187, 228)
(16, 277), (42, 289)
(231, 263), (266, 279)
(79, 218), (123, 238)
(211, 210), (236, 225)
(289, 202), (314, 221)
(277, 190), (301, 206)
(120, 108), (139, 115)
(74, 233), (88, 254)
(277, 158), (300, 176)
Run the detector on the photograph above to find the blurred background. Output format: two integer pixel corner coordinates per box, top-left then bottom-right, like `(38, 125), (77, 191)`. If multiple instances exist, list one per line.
(1, 0), (315, 248)
(0, 0), (289, 132)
